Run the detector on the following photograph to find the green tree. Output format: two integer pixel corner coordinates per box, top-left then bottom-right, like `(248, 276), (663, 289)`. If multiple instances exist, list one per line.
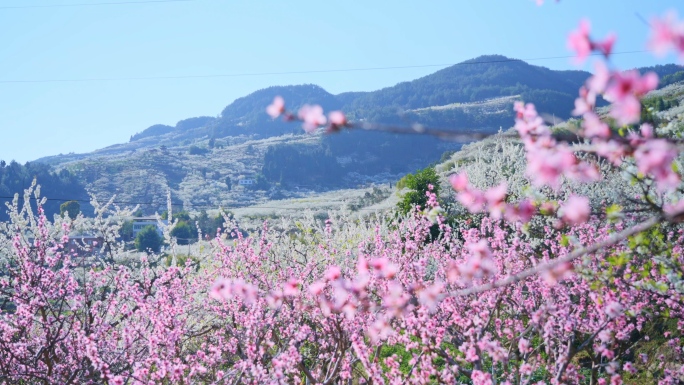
(188, 145), (209, 155)
(135, 225), (163, 253)
(246, 173), (271, 191)
(60, 200), (81, 220)
(396, 167), (440, 215)
(171, 221), (196, 245)
(119, 220), (134, 242)
(196, 210), (230, 239)
(173, 210), (191, 222)
(161, 210), (191, 221)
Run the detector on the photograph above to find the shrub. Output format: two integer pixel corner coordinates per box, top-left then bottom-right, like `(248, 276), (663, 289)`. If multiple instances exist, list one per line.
(134, 224), (163, 253)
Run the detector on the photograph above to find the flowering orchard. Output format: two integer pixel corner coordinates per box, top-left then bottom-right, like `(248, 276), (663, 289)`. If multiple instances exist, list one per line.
(2, 8), (684, 385)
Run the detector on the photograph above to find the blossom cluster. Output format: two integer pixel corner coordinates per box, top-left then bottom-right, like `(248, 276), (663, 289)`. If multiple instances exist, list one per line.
(4, 184), (684, 383)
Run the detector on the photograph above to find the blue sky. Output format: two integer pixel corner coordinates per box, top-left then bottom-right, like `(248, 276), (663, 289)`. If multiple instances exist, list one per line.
(0, 0), (682, 163)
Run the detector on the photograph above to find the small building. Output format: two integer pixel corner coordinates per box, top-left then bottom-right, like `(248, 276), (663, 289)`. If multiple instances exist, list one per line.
(132, 216), (168, 237)
(67, 234), (105, 257)
(238, 179), (255, 186)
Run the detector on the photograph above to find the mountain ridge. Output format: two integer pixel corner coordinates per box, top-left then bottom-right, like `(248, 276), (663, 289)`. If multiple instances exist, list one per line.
(36, 55), (683, 164)
(24, 56), (683, 215)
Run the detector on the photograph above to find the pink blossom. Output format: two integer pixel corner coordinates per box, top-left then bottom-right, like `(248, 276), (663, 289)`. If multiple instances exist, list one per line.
(357, 256), (370, 275)
(559, 195), (591, 225)
(541, 262), (574, 285)
(605, 301), (623, 318)
(610, 374), (623, 385)
(368, 318), (393, 342)
(446, 261), (460, 283)
(605, 70), (659, 125)
(582, 112), (611, 139)
(624, 362), (637, 375)
(209, 278), (231, 301)
(520, 363), (533, 375)
(640, 123), (654, 138)
(526, 147), (576, 189)
(283, 279), (300, 296)
(383, 282), (408, 314)
(266, 96), (285, 119)
(369, 257), (398, 279)
(504, 198), (536, 223)
(665, 199), (684, 220)
(341, 302), (357, 319)
(328, 111), (347, 127)
(325, 265), (342, 281)
(514, 102), (548, 136)
(417, 281), (443, 313)
(594, 139), (626, 166)
(457, 189), (487, 213)
(598, 329), (613, 343)
(593, 33), (616, 58)
(634, 139), (680, 191)
(567, 19), (616, 63)
(449, 172), (469, 191)
(588, 60), (611, 94)
(266, 290), (283, 309)
(539, 201), (558, 215)
(484, 182), (508, 217)
(648, 12), (684, 58)
(297, 104), (327, 133)
(471, 370), (494, 385)
(573, 86), (596, 116)
(231, 280), (258, 304)
(567, 19), (593, 63)
(459, 240), (497, 281)
(610, 95), (642, 126)
(308, 281), (326, 295)
(518, 338), (531, 353)
(569, 161), (601, 183)
(209, 278), (258, 304)
(607, 70), (659, 99)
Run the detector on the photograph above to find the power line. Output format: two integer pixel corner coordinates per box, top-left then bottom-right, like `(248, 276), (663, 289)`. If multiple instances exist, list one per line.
(0, 51), (649, 84)
(0, 0), (199, 10)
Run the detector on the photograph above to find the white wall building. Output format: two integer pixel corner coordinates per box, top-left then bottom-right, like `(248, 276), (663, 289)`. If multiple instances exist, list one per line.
(132, 216), (168, 236)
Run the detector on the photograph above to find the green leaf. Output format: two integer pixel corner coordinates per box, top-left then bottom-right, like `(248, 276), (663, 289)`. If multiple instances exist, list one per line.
(560, 235), (570, 247)
(605, 204), (622, 221)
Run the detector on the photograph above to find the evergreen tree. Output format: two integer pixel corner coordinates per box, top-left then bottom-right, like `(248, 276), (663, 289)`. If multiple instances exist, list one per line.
(60, 201), (81, 220)
(171, 221), (195, 245)
(135, 225), (163, 253)
(396, 167), (440, 214)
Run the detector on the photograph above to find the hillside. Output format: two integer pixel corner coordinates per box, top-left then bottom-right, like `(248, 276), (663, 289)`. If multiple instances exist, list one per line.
(29, 56), (684, 215)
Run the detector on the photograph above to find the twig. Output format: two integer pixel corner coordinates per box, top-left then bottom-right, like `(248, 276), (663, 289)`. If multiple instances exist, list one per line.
(448, 216), (661, 297)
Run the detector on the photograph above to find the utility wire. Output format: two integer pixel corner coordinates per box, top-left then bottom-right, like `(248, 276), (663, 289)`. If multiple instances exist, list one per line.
(0, 0), (199, 10)
(0, 51), (648, 84)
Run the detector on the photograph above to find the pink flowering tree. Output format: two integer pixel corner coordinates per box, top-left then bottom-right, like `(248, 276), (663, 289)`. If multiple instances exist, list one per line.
(2, 6), (684, 385)
(250, 8), (684, 384)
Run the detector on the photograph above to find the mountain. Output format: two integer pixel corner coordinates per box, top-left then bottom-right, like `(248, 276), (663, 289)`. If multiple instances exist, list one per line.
(123, 56), (683, 145)
(339, 55), (590, 119)
(27, 55), (683, 214)
(125, 55), (595, 143)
